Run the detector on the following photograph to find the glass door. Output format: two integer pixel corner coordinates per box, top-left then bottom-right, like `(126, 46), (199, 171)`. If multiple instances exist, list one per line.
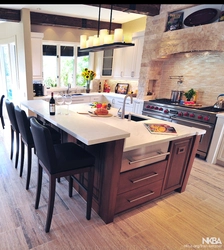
(0, 42), (18, 101)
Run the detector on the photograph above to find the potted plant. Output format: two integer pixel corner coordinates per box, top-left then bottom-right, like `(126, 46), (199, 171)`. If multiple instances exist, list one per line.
(184, 88), (196, 101)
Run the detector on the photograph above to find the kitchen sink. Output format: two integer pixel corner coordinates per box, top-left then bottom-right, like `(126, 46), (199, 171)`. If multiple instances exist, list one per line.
(124, 114), (149, 122)
(72, 93), (83, 96)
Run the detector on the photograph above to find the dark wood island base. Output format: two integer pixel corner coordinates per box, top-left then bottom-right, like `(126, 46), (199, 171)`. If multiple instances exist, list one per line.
(67, 133), (201, 224)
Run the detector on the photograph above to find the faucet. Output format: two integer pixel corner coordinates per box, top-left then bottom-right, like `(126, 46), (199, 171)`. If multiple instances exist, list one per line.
(120, 93), (133, 119)
(67, 83), (71, 94)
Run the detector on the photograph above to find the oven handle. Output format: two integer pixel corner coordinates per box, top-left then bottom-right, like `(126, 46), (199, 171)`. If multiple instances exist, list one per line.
(171, 116), (213, 129)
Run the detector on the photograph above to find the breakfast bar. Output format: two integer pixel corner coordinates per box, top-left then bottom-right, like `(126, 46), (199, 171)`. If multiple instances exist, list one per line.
(21, 100), (206, 223)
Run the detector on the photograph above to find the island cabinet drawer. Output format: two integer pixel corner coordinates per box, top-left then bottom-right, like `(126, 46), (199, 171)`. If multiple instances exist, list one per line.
(118, 160), (167, 194)
(115, 179), (163, 214)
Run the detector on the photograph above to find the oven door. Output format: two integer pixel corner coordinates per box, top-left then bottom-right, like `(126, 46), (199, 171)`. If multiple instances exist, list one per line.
(171, 116), (214, 158)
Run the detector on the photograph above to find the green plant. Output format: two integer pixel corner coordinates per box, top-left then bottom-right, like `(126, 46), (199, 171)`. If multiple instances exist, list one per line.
(184, 88), (196, 100)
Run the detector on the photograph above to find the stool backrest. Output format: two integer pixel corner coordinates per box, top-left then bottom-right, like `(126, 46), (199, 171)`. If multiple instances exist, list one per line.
(0, 95), (5, 117)
(5, 99), (19, 132)
(15, 106), (34, 145)
(30, 117), (57, 172)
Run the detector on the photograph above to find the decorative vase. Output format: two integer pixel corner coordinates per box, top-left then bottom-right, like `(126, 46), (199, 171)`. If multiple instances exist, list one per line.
(86, 80), (91, 93)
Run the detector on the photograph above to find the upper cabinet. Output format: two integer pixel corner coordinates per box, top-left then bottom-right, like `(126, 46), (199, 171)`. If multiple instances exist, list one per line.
(31, 32), (44, 80)
(113, 31), (144, 79)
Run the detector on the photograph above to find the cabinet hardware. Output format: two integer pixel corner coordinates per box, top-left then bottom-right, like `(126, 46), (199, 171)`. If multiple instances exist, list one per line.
(131, 172), (158, 183)
(128, 151), (170, 165)
(128, 191), (155, 202)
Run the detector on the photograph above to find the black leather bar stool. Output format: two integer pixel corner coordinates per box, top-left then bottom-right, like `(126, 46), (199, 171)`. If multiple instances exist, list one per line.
(5, 99), (20, 169)
(14, 105), (61, 190)
(0, 95), (5, 129)
(30, 117), (95, 233)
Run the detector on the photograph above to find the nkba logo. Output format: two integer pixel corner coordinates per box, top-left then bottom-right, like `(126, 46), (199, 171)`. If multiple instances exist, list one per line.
(202, 237), (222, 245)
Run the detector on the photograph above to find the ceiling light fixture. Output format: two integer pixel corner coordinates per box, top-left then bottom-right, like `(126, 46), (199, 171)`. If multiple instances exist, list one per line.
(79, 4), (135, 53)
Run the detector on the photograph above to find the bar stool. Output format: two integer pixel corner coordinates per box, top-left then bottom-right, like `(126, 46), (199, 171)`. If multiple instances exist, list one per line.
(14, 105), (61, 190)
(5, 99), (20, 169)
(30, 117), (95, 233)
(0, 95), (5, 129)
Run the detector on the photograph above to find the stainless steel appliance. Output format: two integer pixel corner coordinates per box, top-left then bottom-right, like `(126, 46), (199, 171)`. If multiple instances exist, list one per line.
(142, 98), (224, 159)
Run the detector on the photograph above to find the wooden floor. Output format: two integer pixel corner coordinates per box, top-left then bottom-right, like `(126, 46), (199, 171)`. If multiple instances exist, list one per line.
(0, 117), (224, 250)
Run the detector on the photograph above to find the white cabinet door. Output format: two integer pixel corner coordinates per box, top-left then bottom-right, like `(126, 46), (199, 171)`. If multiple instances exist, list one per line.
(31, 32), (44, 80)
(133, 99), (144, 114)
(131, 35), (144, 79)
(90, 95), (102, 103)
(72, 96), (90, 104)
(112, 31), (144, 79)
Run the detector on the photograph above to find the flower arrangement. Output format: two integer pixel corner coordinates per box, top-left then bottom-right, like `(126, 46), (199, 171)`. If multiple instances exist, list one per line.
(81, 68), (96, 82)
(81, 68), (96, 93)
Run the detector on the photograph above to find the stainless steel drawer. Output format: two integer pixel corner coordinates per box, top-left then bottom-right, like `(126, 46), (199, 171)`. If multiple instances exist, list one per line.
(121, 142), (169, 172)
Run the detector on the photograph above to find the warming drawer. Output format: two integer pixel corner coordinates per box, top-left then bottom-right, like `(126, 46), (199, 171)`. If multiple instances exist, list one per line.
(121, 142), (170, 172)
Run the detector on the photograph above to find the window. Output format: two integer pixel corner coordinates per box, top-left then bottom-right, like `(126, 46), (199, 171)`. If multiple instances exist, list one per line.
(0, 42), (18, 101)
(42, 43), (89, 88)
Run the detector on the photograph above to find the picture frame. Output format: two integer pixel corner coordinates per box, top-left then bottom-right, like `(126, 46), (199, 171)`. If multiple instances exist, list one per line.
(166, 12), (184, 31)
(115, 83), (129, 95)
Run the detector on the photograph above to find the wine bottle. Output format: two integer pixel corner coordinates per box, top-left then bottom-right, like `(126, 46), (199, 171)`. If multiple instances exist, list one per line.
(49, 92), (55, 115)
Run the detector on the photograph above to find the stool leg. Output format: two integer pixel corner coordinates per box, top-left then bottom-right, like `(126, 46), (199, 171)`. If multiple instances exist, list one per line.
(69, 175), (73, 197)
(86, 167), (94, 220)
(10, 126), (14, 160)
(1, 116), (5, 129)
(15, 131), (20, 169)
(45, 175), (56, 233)
(19, 139), (24, 177)
(35, 163), (43, 209)
(26, 146), (32, 190)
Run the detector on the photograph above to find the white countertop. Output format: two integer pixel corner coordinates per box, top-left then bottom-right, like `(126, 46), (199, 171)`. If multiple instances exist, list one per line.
(21, 100), (206, 152)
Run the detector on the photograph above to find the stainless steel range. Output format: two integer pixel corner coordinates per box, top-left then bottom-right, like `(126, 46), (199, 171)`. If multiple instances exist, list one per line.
(142, 98), (224, 159)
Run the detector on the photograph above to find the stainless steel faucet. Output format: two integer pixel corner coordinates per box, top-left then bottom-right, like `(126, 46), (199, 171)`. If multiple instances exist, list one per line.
(67, 83), (71, 94)
(121, 93), (133, 119)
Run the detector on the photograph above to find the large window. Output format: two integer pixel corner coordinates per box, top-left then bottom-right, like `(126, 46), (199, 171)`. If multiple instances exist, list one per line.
(42, 43), (89, 88)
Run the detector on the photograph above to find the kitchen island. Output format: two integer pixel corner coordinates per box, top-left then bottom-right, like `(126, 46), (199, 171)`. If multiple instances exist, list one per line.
(21, 100), (206, 223)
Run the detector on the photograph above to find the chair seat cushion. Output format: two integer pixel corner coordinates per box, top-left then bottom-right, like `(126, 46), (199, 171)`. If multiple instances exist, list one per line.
(53, 143), (95, 174)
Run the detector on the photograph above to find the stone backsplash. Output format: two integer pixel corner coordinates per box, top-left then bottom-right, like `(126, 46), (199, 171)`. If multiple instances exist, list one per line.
(138, 4), (224, 106)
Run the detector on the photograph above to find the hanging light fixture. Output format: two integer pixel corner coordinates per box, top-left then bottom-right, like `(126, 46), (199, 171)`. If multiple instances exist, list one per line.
(79, 4), (135, 53)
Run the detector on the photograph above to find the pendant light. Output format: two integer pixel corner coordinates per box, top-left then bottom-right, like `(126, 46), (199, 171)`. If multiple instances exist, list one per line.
(79, 4), (135, 53)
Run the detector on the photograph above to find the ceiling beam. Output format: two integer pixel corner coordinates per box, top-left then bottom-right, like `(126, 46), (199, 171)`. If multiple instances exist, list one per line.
(0, 7), (122, 30)
(0, 8), (20, 22)
(84, 4), (161, 16)
(30, 12), (121, 30)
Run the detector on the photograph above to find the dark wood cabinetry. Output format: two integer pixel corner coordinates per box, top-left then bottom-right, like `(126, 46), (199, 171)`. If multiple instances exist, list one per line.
(161, 136), (193, 195)
(115, 160), (167, 214)
(115, 136), (196, 215)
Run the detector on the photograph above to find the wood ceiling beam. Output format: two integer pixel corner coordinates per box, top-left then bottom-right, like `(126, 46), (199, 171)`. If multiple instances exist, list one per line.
(84, 4), (161, 16)
(0, 8), (20, 22)
(0, 7), (122, 30)
(30, 12), (121, 30)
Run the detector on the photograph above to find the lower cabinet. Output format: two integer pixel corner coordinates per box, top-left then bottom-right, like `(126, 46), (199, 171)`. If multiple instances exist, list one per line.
(115, 136), (194, 214)
(161, 136), (193, 195)
(115, 160), (167, 214)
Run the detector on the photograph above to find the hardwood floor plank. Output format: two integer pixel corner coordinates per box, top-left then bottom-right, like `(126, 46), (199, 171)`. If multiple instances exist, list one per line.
(1, 117), (224, 250)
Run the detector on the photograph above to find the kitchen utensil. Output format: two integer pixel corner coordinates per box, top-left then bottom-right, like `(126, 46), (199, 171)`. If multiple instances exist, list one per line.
(170, 90), (184, 103)
(213, 94), (224, 108)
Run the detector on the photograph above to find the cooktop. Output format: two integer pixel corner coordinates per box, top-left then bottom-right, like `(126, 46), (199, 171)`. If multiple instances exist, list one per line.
(147, 98), (224, 113)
